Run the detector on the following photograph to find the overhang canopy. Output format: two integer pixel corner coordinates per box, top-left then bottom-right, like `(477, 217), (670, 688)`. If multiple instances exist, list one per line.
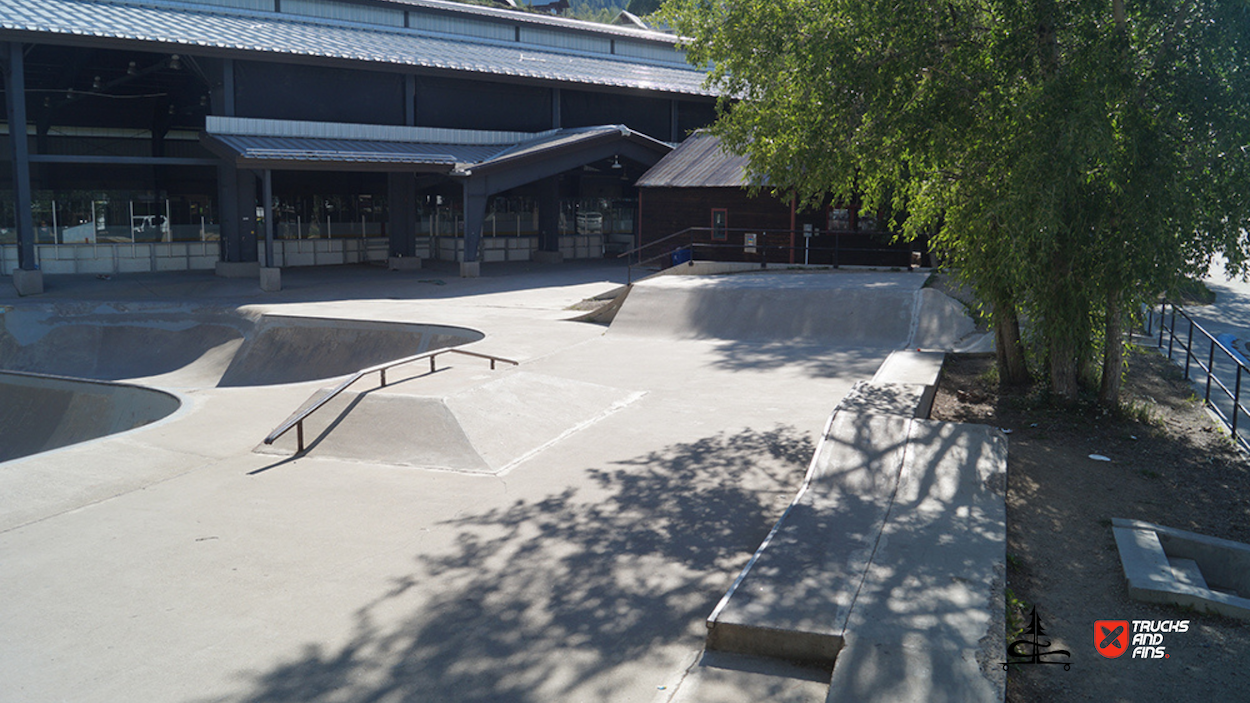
(202, 117), (673, 181)
(202, 133), (502, 172)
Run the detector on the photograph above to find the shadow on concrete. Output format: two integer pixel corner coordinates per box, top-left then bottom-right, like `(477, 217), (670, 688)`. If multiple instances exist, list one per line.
(826, 420), (1006, 703)
(705, 341), (893, 379)
(223, 426), (815, 703)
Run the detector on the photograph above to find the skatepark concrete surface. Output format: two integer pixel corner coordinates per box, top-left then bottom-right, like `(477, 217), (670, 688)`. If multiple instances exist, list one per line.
(0, 261), (995, 703)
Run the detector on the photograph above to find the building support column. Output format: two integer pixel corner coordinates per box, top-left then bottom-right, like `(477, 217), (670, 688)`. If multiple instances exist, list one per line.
(2, 42), (40, 294)
(237, 169), (259, 263)
(257, 168), (280, 290)
(215, 165), (259, 277)
(535, 176), (562, 264)
(387, 171), (417, 260)
(261, 169), (274, 268)
(216, 163), (238, 261)
(461, 179), (486, 277)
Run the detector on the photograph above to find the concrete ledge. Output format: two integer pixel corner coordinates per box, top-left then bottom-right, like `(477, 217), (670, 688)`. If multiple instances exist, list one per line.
(706, 413), (913, 668)
(259, 267), (282, 292)
(704, 407), (1007, 702)
(215, 261), (260, 279)
(459, 261), (481, 278)
(827, 421), (1006, 703)
(836, 381), (932, 419)
(11, 268), (43, 296)
(533, 250), (564, 264)
(388, 255), (422, 271)
(1112, 518), (1250, 621)
(871, 349), (945, 387)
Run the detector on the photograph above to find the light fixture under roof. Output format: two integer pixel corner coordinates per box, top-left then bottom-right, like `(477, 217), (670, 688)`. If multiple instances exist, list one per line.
(610, 155), (622, 169)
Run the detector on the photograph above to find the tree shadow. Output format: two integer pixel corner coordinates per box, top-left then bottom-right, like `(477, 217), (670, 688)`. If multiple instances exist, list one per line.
(706, 340), (893, 379)
(227, 425), (816, 703)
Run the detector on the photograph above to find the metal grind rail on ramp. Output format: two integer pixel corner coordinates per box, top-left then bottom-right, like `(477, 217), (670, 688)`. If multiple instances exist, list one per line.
(263, 348), (518, 454)
(1145, 300), (1250, 452)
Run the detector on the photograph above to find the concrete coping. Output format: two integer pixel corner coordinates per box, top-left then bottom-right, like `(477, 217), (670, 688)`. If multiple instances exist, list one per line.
(1112, 518), (1250, 621)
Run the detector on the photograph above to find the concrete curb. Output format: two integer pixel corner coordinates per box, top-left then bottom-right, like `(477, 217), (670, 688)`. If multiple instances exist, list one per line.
(1113, 518), (1250, 621)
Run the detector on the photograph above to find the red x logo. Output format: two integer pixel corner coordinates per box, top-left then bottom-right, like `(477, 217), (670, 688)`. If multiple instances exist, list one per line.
(1095, 620), (1130, 658)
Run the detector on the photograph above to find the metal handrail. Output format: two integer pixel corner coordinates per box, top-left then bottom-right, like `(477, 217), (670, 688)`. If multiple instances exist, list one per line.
(622, 227), (920, 284)
(1144, 300), (1250, 452)
(263, 347), (518, 453)
(616, 226), (699, 260)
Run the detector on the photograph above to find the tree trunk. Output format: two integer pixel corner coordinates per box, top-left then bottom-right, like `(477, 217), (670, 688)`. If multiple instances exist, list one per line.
(993, 297), (1030, 386)
(1050, 335), (1079, 402)
(1099, 289), (1125, 407)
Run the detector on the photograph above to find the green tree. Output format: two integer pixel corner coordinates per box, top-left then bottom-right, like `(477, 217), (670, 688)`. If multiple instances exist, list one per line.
(663, 0), (1250, 403)
(627, 0), (663, 16)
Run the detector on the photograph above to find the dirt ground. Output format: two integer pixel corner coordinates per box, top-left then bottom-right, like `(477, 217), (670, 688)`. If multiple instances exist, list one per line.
(930, 344), (1250, 703)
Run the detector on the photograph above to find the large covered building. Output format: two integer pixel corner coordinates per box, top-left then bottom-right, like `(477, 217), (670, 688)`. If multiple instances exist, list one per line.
(0, 0), (716, 289)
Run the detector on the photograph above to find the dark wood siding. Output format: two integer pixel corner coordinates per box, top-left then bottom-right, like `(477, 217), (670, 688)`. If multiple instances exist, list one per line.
(639, 186), (928, 266)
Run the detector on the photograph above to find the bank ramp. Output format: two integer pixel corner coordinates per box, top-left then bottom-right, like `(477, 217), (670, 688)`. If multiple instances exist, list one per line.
(259, 370), (643, 474)
(608, 271), (977, 349)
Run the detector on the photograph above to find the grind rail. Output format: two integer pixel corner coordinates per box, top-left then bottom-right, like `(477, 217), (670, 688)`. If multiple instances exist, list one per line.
(263, 347), (518, 453)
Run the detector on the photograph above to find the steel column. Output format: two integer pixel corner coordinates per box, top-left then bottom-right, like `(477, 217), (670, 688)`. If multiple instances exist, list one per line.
(262, 169), (274, 268)
(3, 43), (36, 271)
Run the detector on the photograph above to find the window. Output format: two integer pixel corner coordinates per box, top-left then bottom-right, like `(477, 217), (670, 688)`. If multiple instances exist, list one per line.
(827, 207), (852, 232)
(711, 208), (728, 241)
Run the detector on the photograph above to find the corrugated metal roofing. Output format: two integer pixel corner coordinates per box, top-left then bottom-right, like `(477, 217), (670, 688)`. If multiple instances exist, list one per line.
(0, 0), (712, 96)
(207, 133), (502, 165)
(470, 124), (667, 171)
(634, 132), (752, 188)
(379, 0), (678, 43)
(203, 119), (666, 169)
(206, 115), (549, 146)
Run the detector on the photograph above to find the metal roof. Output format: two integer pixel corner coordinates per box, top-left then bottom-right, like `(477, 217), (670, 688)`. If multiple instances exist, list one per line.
(205, 115), (549, 146)
(468, 124), (669, 172)
(634, 132), (753, 188)
(202, 118), (668, 172)
(205, 133), (503, 167)
(380, 0), (678, 43)
(0, 0), (713, 96)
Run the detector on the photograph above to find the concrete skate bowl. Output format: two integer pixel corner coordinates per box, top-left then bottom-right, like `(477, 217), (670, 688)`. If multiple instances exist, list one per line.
(607, 272), (977, 355)
(0, 306), (484, 388)
(0, 371), (181, 463)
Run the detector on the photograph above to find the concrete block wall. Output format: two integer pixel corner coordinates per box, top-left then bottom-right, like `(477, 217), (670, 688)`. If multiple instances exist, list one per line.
(559, 234), (604, 260)
(434, 236), (537, 263)
(2, 243), (219, 275)
(270, 237), (389, 267)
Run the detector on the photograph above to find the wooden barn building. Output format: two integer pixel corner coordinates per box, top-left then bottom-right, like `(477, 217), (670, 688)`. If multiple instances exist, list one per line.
(635, 132), (925, 268)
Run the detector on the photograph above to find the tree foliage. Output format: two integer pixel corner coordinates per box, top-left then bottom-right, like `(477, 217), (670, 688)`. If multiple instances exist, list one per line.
(663, 0), (1250, 403)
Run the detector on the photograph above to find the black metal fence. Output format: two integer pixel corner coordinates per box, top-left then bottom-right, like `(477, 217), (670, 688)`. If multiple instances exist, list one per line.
(1144, 300), (1250, 452)
(620, 227), (924, 284)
